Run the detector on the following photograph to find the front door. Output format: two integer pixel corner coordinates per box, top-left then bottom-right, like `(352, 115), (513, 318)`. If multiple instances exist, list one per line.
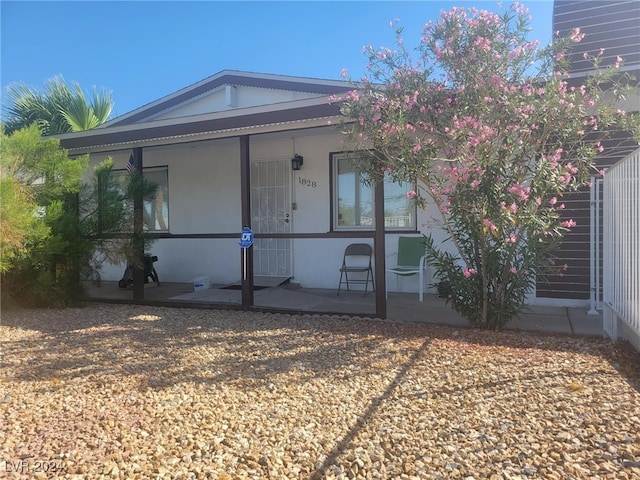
(250, 159), (292, 278)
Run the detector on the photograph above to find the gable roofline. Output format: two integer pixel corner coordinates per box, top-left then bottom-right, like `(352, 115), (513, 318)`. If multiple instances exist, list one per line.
(102, 70), (353, 128)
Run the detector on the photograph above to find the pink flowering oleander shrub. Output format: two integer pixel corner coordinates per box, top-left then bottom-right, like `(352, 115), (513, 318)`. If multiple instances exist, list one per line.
(340, 3), (639, 328)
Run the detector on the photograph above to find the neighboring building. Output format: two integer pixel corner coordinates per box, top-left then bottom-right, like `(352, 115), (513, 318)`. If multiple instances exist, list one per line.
(536, 1), (640, 304)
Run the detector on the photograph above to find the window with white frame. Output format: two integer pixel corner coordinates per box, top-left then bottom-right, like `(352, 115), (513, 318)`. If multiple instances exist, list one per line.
(115, 166), (169, 232)
(332, 152), (416, 230)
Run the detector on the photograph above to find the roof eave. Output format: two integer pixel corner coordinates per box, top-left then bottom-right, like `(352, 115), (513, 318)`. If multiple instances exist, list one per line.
(57, 97), (345, 153)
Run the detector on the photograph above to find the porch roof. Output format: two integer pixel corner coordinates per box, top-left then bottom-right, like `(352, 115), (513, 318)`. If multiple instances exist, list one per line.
(56, 95), (345, 153)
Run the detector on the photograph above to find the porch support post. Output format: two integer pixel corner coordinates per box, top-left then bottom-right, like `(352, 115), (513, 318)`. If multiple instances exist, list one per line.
(374, 179), (387, 319)
(239, 135), (254, 307)
(132, 147), (145, 302)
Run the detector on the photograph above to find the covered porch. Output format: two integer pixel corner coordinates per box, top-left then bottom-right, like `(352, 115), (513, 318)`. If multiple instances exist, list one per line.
(57, 71), (422, 321)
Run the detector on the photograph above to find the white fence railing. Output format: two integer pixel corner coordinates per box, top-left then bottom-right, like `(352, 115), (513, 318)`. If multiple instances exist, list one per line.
(589, 177), (603, 315)
(603, 148), (640, 341)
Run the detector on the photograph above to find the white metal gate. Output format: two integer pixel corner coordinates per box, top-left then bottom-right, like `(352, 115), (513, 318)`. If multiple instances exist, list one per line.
(603, 148), (640, 340)
(250, 159), (292, 278)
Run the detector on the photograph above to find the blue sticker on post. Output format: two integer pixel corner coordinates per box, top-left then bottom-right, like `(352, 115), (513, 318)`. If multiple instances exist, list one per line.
(239, 226), (254, 248)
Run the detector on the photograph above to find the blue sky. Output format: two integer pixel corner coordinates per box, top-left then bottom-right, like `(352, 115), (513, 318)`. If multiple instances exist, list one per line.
(1, 1), (553, 119)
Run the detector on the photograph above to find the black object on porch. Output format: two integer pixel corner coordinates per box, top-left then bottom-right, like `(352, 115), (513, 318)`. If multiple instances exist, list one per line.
(118, 255), (160, 289)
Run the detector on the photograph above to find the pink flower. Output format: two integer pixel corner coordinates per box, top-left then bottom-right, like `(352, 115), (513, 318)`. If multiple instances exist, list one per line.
(340, 68), (348, 78)
(549, 196), (557, 205)
(470, 179), (481, 188)
(510, 267), (518, 274)
(463, 268), (476, 278)
(473, 36), (491, 51)
(345, 90), (360, 102)
(406, 190), (417, 199)
(508, 183), (530, 202)
(508, 203), (518, 213)
(570, 27), (585, 43)
(482, 218), (497, 233)
(561, 219), (577, 228)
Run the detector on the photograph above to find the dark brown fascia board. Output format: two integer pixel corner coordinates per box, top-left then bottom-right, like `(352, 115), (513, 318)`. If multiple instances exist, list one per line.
(105, 71), (353, 128)
(59, 102), (343, 151)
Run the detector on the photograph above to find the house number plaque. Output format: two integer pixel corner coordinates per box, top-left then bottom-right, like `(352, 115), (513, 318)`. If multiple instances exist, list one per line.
(298, 177), (317, 188)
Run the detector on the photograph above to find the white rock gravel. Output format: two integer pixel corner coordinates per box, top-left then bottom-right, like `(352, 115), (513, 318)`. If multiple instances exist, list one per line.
(1, 304), (639, 479)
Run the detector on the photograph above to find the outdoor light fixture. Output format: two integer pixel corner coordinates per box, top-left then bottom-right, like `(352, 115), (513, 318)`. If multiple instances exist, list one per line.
(291, 154), (304, 171)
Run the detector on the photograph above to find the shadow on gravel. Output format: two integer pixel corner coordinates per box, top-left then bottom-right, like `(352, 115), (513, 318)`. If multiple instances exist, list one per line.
(2, 305), (428, 390)
(3, 304), (639, 395)
(310, 337), (431, 479)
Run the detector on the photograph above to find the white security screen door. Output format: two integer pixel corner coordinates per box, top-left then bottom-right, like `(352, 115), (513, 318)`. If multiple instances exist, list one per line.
(250, 159), (292, 278)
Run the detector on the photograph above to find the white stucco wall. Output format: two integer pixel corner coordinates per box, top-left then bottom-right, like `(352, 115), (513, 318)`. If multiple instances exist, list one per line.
(87, 130), (456, 292)
(86, 139), (244, 284)
(148, 140), (241, 233)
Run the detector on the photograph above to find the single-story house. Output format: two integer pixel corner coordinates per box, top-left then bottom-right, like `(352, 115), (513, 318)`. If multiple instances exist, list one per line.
(56, 1), (639, 317)
(58, 70), (451, 316)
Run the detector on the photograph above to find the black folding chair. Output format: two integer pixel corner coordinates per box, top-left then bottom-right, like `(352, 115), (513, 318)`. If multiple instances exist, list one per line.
(337, 243), (374, 296)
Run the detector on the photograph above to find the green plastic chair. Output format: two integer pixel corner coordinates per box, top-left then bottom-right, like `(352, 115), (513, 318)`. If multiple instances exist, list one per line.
(386, 236), (428, 302)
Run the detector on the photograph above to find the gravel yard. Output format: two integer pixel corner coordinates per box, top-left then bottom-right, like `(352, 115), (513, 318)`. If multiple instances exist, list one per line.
(1, 304), (639, 479)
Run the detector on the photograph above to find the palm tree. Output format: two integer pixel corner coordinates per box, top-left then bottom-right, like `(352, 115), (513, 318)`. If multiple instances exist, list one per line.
(2, 76), (113, 135)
